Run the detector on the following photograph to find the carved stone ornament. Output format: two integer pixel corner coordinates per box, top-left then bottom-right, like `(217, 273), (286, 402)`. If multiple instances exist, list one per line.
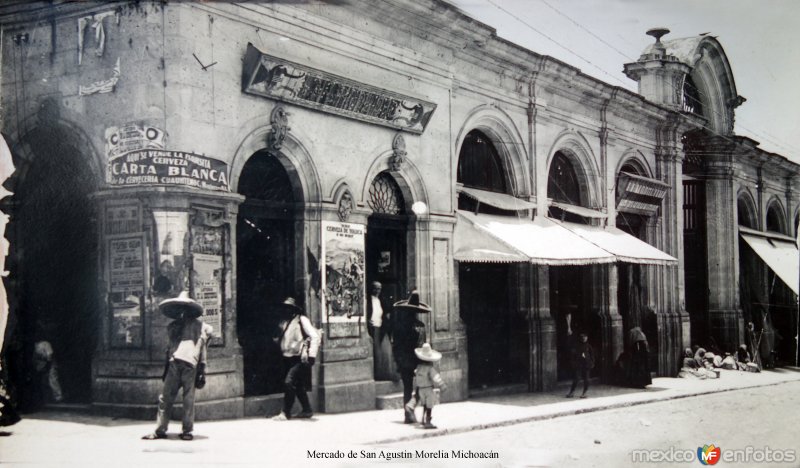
(268, 105), (290, 151)
(390, 133), (407, 172)
(338, 191), (354, 222)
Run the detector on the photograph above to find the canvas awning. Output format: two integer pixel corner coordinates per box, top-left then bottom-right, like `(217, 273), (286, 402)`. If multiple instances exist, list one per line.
(616, 172), (669, 216)
(549, 201), (607, 219)
(739, 226), (799, 295)
(457, 186), (536, 211)
(454, 211), (678, 266)
(554, 220), (678, 265)
(455, 211), (616, 265)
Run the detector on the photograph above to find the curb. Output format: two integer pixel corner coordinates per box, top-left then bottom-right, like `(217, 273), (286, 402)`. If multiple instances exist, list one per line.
(367, 378), (796, 445)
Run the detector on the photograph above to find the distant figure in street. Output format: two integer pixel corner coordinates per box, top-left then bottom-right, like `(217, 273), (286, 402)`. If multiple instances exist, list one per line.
(406, 343), (447, 429)
(273, 297), (320, 420)
(391, 290), (429, 423)
(366, 281), (396, 381)
(626, 327), (651, 388)
(142, 292), (212, 441)
(566, 332), (594, 398)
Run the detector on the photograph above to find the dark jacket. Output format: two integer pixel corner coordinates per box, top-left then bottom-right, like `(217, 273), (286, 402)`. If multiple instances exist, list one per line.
(570, 338), (595, 370)
(392, 314), (426, 371)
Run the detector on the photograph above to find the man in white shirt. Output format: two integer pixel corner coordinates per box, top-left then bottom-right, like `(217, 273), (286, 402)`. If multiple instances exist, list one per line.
(142, 292), (212, 441)
(367, 282), (395, 381)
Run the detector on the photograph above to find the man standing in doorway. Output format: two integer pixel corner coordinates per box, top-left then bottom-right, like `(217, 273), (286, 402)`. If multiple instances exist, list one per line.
(367, 282), (396, 381)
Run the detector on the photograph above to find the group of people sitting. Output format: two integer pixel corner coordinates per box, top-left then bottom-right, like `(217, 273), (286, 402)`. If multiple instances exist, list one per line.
(678, 344), (760, 379)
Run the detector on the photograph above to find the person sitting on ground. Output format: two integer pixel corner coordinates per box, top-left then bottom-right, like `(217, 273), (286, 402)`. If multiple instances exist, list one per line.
(678, 348), (708, 380)
(721, 352), (737, 370)
(682, 348), (698, 369)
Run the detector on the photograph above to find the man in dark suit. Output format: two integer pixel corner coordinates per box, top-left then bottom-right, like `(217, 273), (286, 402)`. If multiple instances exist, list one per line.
(367, 282), (395, 381)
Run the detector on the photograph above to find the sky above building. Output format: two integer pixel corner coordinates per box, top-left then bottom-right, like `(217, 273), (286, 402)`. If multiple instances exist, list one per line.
(448, 0), (800, 162)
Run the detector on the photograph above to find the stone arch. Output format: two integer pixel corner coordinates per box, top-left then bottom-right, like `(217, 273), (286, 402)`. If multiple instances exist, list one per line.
(736, 188), (758, 229)
(666, 36), (741, 135)
(546, 130), (601, 208)
(765, 196), (788, 234)
(5, 117), (105, 193)
(361, 151), (429, 215)
(230, 121), (322, 204)
(615, 149), (655, 178)
(454, 104), (530, 197)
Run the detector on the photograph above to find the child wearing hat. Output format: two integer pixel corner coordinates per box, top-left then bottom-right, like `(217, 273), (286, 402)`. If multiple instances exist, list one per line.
(407, 342), (447, 429)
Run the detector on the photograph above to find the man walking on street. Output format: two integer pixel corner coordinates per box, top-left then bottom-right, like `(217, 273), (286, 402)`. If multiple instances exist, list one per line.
(142, 292), (212, 441)
(273, 297), (320, 420)
(566, 332), (594, 399)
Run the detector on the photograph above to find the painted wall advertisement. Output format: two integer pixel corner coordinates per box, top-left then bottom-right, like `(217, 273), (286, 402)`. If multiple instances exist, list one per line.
(321, 220), (365, 323)
(108, 235), (145, 348)
(191, 224), (224, 345)
(104, 122), (229, 191)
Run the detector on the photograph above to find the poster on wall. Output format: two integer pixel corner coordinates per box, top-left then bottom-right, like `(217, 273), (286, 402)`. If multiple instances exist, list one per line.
(321, 220), (366, 323)
(105, 122), (167, 160)
(191, 224), (225, 346)
(108, 235), (145, 348)
(106, 204), (141, 235)
(152, 211), (189, 299)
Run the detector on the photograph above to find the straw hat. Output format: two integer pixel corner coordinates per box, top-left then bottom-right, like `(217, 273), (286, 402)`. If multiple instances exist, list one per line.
(158, 291), (203, 319)
(279, 297), (303, 313)
(393, 290), (432, 314)
(414, 343), (442, 362)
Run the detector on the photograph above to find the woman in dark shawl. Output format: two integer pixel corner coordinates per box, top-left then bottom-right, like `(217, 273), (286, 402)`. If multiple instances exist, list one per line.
(626, 327), (652, 388)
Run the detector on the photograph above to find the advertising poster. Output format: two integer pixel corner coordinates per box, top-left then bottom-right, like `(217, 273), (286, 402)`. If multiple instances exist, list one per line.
(108, 235), (145, 348)
(105, 122), (167, 160)
(105, 204), (141, 236)
(321, 220), (366, 323)
(152, 211), (189, 298)
(191, 252), (223, 346)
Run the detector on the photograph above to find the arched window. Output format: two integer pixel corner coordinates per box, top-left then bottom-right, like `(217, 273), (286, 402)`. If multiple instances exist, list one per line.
(683, 75), (704, 117)
(766, 203), (786, 234)
(457, 130), (507, 193)
(368, 172), (405, 215)
(547, 151), (581, 205)
(737, 196), (756, 229)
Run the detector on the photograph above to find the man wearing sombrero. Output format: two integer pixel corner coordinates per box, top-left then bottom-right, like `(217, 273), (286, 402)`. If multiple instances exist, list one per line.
(142, 291), (213, 441)
(391, 290), (429, 423)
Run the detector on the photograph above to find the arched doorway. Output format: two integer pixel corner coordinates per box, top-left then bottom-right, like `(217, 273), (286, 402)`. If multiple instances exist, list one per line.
(236, 150), (299, 395)
(547, 150), (597, 380)
(4, 123), (100, 411)
(457, 129), (528, 390)
(366, 172), (408, 381)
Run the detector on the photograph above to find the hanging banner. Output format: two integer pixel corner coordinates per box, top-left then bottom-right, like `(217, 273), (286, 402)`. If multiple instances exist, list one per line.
(107, 149), (229, 191)
(321, 221), (366, 323)
(108, 235), (145, 348)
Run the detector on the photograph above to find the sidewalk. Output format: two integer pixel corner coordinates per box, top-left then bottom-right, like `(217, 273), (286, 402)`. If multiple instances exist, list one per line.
(1, 367), (799, 467)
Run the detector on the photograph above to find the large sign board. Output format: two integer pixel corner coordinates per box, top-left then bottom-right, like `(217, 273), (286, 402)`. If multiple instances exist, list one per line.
(243, 43), (437, 134)
(107, 149), (229, 191)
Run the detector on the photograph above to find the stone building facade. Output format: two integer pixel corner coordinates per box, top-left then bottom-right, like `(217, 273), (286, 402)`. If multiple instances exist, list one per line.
(0, 1), (796, 419)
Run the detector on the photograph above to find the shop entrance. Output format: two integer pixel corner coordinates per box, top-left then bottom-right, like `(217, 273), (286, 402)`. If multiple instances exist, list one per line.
(4, 126), (100, 410)
(549, 266), (597, 381)
(236, 151), (298, 396)
(459, 263), (528, 389)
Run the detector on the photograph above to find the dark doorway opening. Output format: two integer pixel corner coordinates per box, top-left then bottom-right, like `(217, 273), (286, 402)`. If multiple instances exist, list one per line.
(549, 266), (599, 381)
(459, 263), (527, 389)
(236, 151), (297, 396)
(4, 127), (100, 411)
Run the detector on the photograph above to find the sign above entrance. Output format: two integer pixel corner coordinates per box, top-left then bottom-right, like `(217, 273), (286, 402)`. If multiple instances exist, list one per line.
(107, 149), (230, 192)
(242, 43), (437, 134)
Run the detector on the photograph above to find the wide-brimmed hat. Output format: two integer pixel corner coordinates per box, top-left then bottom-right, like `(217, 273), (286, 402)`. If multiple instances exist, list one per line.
(279, 297), (303, 313)
(393, 290), (431, 314)
(159, 291), (203, 319)
(414, 343), (442, 362)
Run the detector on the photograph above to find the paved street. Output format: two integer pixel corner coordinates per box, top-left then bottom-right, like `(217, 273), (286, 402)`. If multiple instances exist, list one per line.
(384, 376), (800, 467)
(1, 368), (799, 467)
